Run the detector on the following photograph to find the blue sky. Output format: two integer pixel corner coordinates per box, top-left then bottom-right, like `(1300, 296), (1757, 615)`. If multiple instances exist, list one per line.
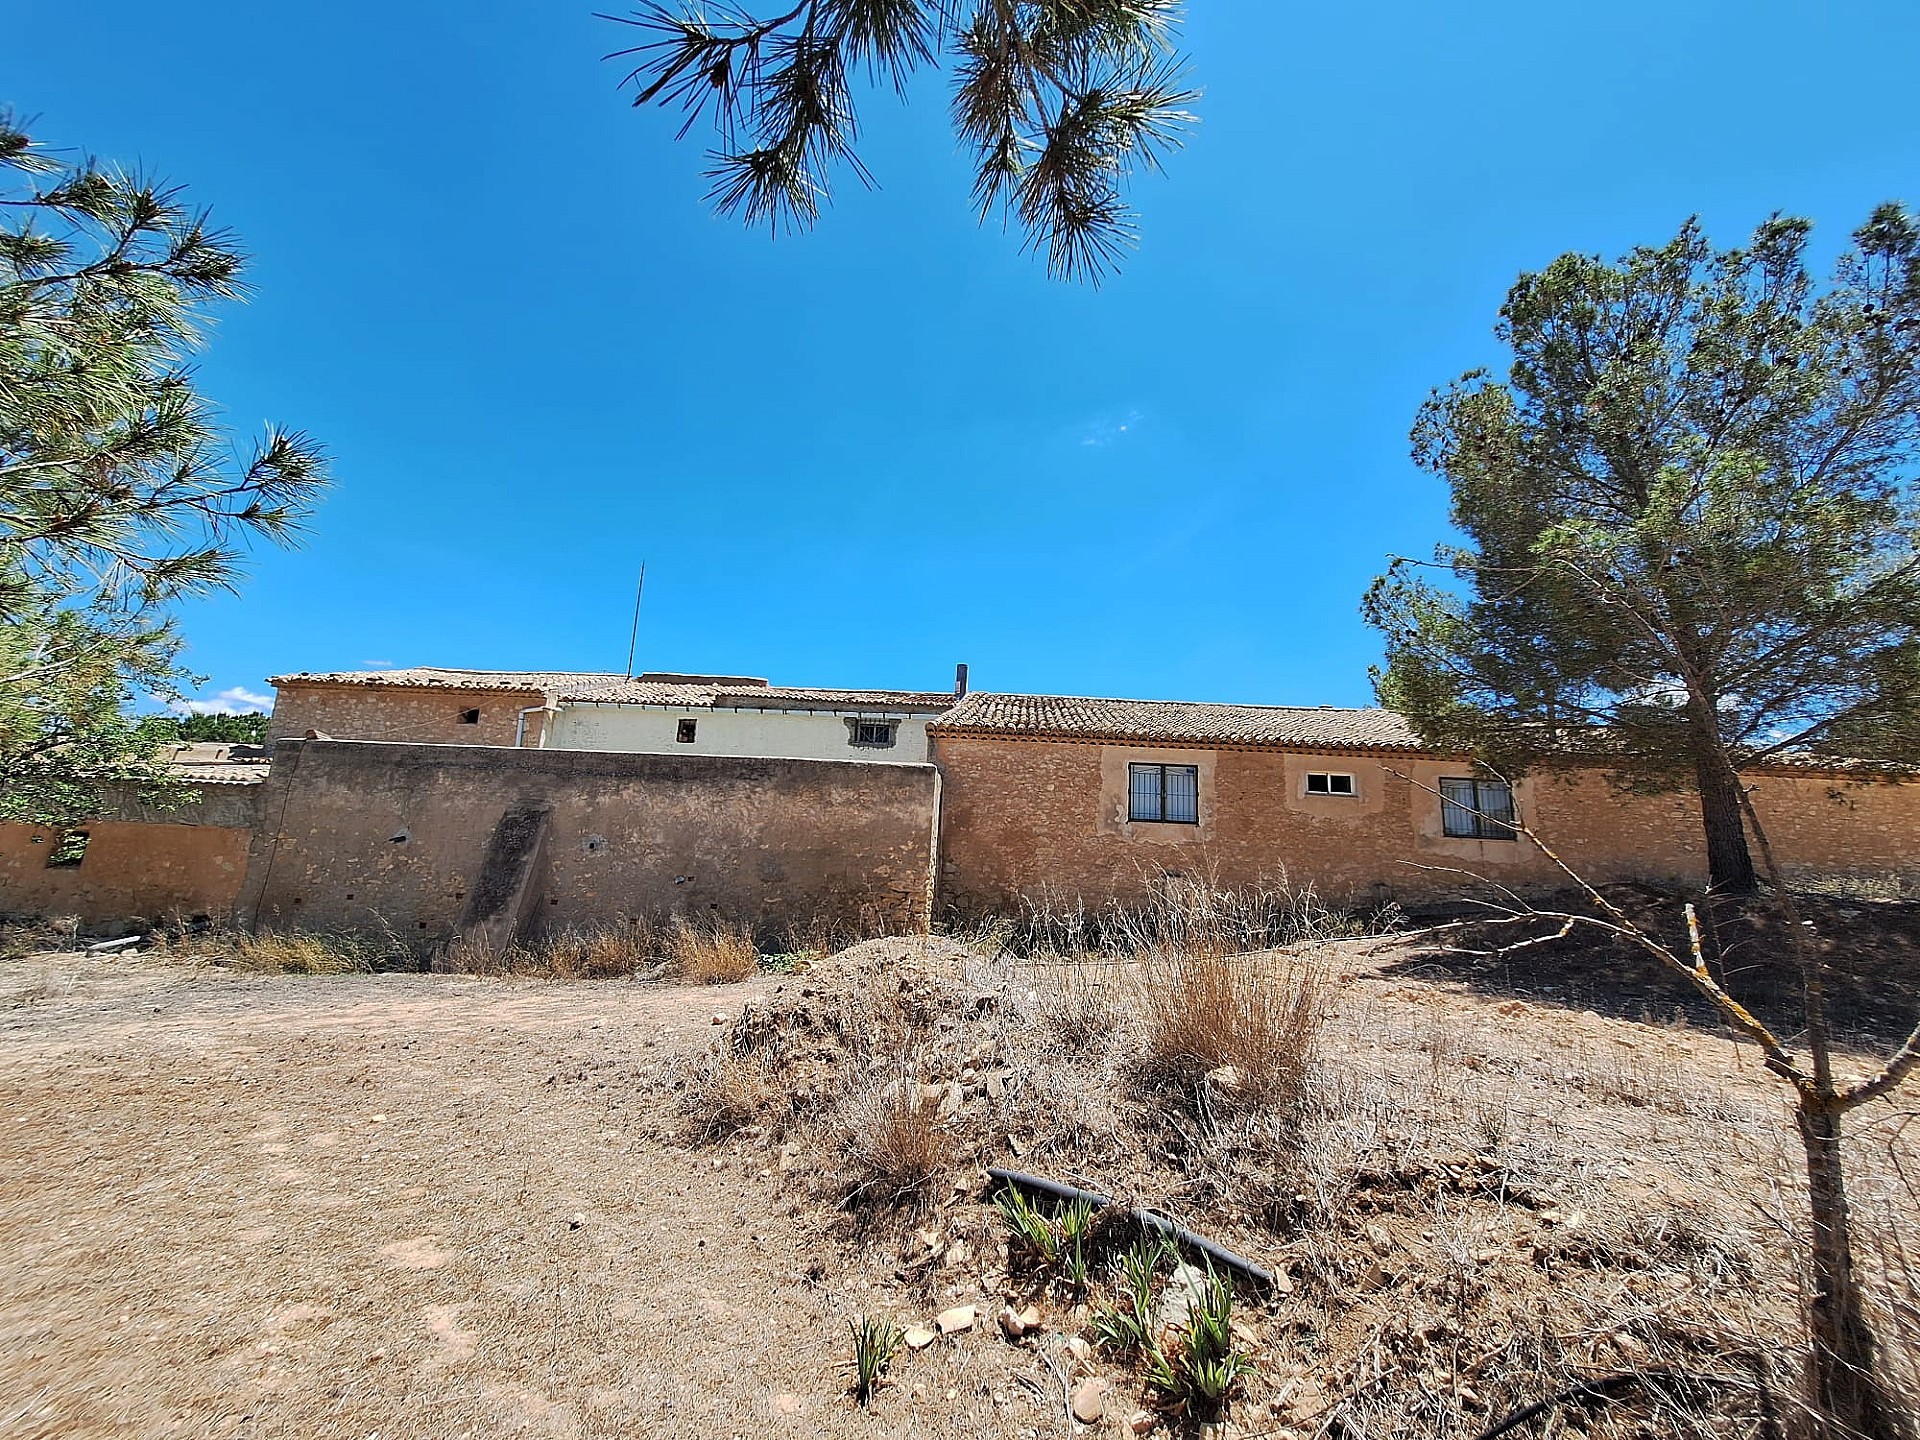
(10, 1), (1920, 712)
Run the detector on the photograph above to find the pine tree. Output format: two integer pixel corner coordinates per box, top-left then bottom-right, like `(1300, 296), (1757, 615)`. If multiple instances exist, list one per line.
(1367, 208), (1920, 894)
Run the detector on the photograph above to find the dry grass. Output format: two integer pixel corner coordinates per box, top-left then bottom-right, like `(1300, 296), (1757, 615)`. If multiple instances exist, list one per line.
(841, 1064), (953, 1204)
(666, 915), (760, 985)
(187, 927), (406, 975)
(1134, 948), (1325, 1108)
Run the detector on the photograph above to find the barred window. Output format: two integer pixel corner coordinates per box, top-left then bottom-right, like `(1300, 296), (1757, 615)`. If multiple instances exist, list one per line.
(1129, 764), (1199, 824)
(848, 719), (898, 748)
(1439, 778), (1517, 840)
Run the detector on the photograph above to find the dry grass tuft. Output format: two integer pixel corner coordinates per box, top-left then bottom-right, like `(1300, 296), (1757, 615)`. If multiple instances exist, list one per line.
(1135, 948), (1324, 1108)
(842, 1067), (952, 1203)
(667, 915), (759, 984)
(214, 929), (402, 975)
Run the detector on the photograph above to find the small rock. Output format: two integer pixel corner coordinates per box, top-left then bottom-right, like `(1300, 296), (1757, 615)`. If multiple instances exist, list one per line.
(1065, 1335), (1094, 1368)
(903, 1326), (937, 1350)
(941, 1240), (972, 1271)
(371, 1114), (388, 1124)
(1205, 1064), (1245, 1098)
(935, 1305), (976, 1335)
(1156, 1261), (1209, 1331)
(937, 1082), (965, 1121)
(998, 1304), (1041, 1339)
(711, 1013), (727, 1026)
(568, 1212), (586, 1229)
(1070, 1378), (1109, 1424)
(1125, 1410), (1157, 1436)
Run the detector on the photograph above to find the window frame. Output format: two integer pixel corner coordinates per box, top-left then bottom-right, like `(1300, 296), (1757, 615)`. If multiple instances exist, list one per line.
(845, 717), (900, 749)
(1128, 762), (1200, 825)
(1439, 777), (1517, 841)
(675, 718), (698, 744)
(1304, 771), (1356, 797)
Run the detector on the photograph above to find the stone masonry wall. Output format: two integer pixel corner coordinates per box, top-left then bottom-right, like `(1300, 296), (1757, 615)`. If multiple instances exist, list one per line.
(930, 735), (1920, 914)
(269, 683), (551, 749)
(236, 741), (939, 945)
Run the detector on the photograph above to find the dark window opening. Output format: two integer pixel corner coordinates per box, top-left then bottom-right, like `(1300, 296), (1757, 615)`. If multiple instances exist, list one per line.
(458, 708), (481, 725)
(1440, 778), (1517, 840)
(46, 830), (89, 868)
(676, 718), (698, 743)
(1128, 764), (1199, 824)
(1306, 772), (1356, 796)
(847, 718), (899, 748)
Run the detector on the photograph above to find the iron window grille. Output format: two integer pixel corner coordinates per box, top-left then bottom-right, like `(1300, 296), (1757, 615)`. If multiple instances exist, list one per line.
(1305, 772), (1356, 796)
(846, 718), (899, 748)
(1439, 778), (1517, 840)
(1129, 763), (1200, 824)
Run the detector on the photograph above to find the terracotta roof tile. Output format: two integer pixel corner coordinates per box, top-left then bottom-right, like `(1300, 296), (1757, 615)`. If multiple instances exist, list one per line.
(930, 692), (1429, 752)
(269, 667), (624, 695)
(562, 679), (954, 709)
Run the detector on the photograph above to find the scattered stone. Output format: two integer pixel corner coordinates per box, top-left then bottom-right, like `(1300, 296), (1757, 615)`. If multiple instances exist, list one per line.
(1204, 1064), (1245, 1099)
(568, 1213), (585, 1229)
(711, 1013), (727, 1026)
(903, 1327), (937, 1350)
(998, 1304), (1041, 1339)
(1070, 1378), (1109, 1424)
(1066, 1335), (1094, 1368)
(941, 1240), (972, 1271)
(1156, 1261), (1209, 1331)
(935, 1305), (976, 1335)
(937, 1082), (965, 1121)
(1125, 1410), (1157, 1436)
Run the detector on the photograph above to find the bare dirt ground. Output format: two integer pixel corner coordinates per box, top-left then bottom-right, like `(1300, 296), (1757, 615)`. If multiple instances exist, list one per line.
(2, 934), (1915, 1439)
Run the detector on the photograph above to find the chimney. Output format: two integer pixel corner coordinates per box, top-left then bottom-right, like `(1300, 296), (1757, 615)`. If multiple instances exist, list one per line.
(954, 662), (969, 697)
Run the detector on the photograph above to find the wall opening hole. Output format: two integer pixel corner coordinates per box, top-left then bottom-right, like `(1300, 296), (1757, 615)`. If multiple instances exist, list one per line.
(389, 830), (410, 844)
(676, 718), (697, 744)
(292, 896), (304, 906)
(345, 893), (355, 901)
(45, 829), (90, 869)
(458, 708), (481, 725)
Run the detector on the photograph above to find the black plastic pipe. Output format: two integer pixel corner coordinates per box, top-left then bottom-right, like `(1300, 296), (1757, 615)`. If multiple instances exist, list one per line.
(986, 1166), (1277, 1292)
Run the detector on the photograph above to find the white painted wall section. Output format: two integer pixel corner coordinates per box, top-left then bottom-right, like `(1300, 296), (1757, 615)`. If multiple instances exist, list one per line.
(547, 704), (938, 763)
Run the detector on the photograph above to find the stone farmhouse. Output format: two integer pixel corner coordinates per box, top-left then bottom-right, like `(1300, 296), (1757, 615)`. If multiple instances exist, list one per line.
(3, 662), (1917, 946)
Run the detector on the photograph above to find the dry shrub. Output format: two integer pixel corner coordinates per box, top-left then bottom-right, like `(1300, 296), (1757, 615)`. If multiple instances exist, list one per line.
(683, 1052), (785, 1141)
(1135, 949), (1324, 1108)
(216, 929), (400, 975)
(540, 926), (654, 979)
(842, 1066), (952, 1203)
(1012, 869), (1379, 959)
(667, 915), (759, 984)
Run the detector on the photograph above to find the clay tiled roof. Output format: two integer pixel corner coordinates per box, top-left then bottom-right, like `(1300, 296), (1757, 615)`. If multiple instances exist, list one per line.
(163, 742), (272, 784)
(930, 692), (1430, 753)
(269, 667), (624, 695)
(563, 678), (955, 710)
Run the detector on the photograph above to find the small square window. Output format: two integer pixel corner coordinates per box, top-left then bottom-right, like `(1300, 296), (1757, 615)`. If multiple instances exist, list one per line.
(1440, 778), (1517, 840)
(457, 708), (481, 725)
(1128, 764), (1199, 824)
(676, 718), (698, 743)
(1305, 772), (1356, 796)
(846, 718), (899, 748)
(46, 830), (89, 868)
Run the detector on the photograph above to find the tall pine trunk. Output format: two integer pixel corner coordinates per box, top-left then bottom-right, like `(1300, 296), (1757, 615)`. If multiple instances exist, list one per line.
(1692, 736), (1757, 894)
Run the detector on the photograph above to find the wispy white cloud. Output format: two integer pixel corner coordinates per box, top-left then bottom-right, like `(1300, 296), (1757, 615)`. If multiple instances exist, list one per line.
(174, 685), (274, 716)
(1078, 407), (1145, 448)
(364, 659), (396, 670)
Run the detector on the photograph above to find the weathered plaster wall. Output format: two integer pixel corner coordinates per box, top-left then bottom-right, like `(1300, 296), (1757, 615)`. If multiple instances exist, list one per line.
(237, 741), (939, 944)
(930, 735), (1920, 913)
(269, 683), (550, 748)
(0, 782), (261, 925)
(549, 703), (938, 762)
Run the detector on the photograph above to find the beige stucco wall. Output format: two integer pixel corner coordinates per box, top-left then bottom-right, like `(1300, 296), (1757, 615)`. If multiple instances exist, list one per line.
(0, 806), (257, 927)
(548, 703), (937, 762)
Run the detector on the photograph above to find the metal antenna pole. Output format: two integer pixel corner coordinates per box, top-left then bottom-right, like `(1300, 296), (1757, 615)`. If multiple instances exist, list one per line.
(625, 563), (646, 679)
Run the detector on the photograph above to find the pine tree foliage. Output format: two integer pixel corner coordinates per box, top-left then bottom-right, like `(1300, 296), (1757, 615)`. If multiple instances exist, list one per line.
(1366, 208), (1920, 892)
(603, 0), (1197, 281)
(0, 113), (327, 823)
